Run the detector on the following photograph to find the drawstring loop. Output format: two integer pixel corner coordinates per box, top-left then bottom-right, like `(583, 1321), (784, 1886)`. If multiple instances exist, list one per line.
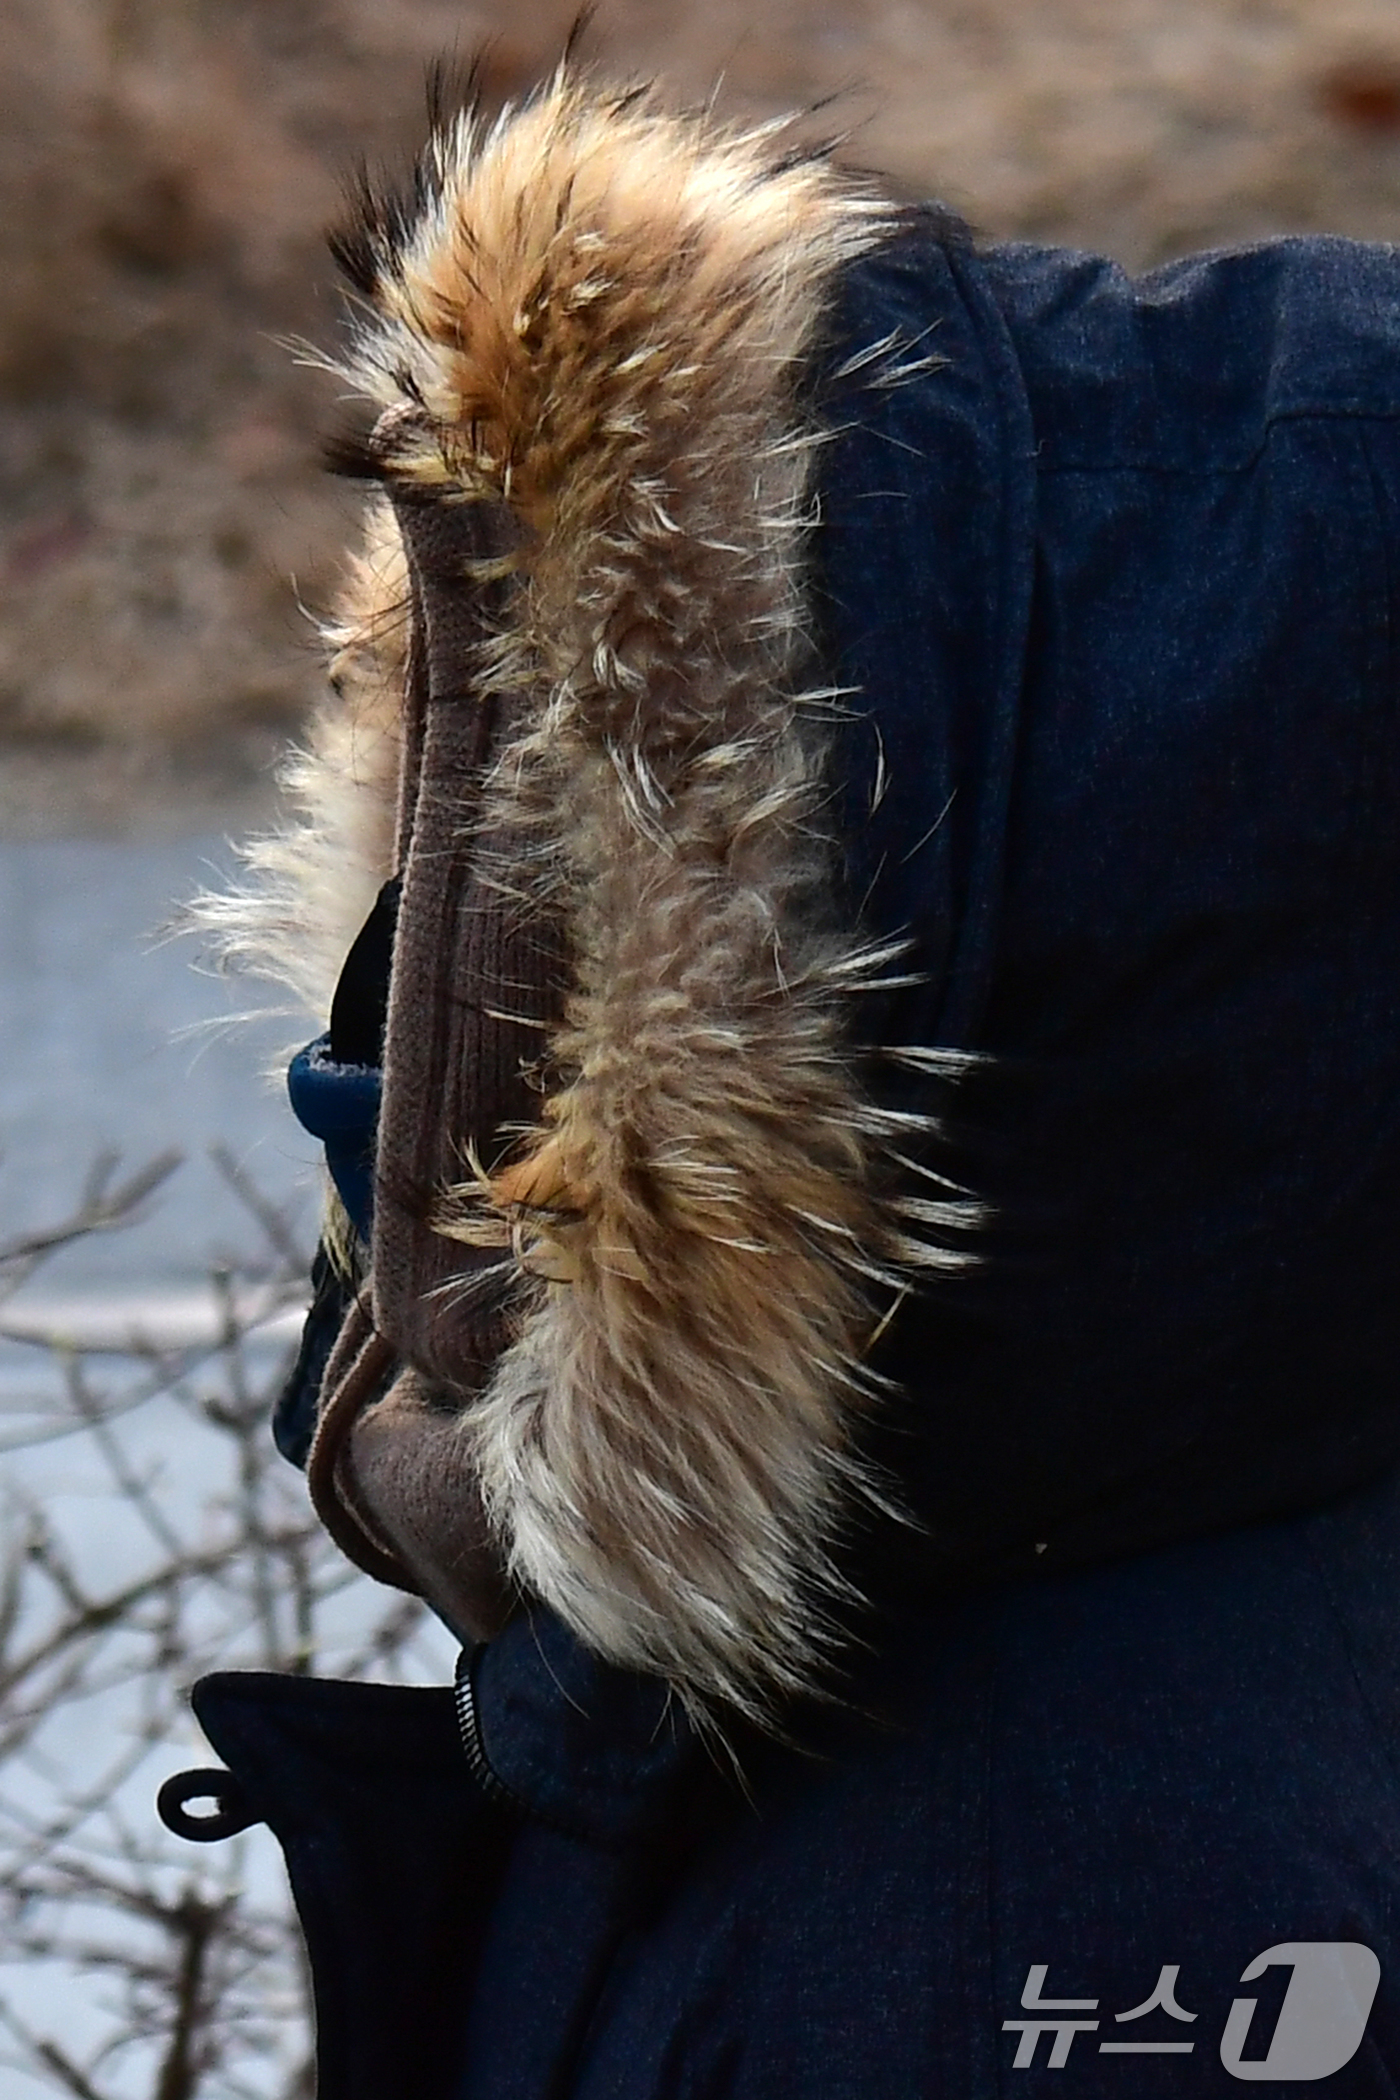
(156, 1767), (259, 1843)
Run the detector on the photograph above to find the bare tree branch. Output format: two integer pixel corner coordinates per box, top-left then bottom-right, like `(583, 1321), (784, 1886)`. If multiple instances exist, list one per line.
(0, 1150), (452, 2099)
(0, 1152), (183, 1275)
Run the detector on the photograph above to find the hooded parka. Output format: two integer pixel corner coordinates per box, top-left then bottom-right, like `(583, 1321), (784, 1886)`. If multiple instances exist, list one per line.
(173, 75), (1400, 2098)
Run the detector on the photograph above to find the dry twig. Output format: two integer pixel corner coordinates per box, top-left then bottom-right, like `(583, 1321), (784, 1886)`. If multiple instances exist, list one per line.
(0, 1150), (450, 2100)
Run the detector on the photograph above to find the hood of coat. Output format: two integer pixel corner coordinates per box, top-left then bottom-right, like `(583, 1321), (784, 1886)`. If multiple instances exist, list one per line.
(195, 72), (1007, 1720)
(198, 103), (1400, 1722)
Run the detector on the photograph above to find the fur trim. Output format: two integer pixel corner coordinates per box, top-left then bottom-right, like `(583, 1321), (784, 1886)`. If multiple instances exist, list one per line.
(207, 71), (975, 1719)
(188, 490), (408, 1024)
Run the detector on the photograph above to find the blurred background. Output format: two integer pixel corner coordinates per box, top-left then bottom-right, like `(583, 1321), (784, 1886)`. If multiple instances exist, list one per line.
(6, 5), (1400, 2094)
(7, 0), (1400, 822)
(9, 0), (1400, 1287)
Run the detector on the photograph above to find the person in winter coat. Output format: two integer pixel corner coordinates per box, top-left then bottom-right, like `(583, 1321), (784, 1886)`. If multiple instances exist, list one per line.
(167, 62), (1400, 2097)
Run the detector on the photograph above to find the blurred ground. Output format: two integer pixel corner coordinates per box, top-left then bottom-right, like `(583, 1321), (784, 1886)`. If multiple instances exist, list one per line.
(7, 0), (1400, 829)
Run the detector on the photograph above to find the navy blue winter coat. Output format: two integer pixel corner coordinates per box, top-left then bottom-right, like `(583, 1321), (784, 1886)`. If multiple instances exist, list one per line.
(173, 201), (1400, 2095)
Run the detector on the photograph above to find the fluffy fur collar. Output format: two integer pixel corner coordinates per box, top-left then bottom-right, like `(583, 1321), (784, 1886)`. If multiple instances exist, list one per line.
(199, 72), (972, 1719)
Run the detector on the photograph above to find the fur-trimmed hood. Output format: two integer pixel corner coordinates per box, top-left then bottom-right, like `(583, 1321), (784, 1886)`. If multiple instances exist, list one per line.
(198, 72), (975, 1719)
(178, 184), (1400, 2093)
